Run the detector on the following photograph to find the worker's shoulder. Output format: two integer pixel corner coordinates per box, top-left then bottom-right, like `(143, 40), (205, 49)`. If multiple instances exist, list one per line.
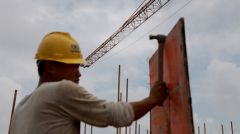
(36, 80), (85, 98)
(57, 80), (85, 95)
(59, 79), (83, 89)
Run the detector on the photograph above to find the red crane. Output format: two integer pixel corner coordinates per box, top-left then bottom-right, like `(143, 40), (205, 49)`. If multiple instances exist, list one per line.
(80, 0), (170, 68)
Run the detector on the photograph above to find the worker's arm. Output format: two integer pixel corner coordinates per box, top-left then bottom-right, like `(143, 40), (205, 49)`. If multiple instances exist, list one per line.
(57, 80), (135, 127)
(57, 80), (167, 127)
(130, 82), (168, 120)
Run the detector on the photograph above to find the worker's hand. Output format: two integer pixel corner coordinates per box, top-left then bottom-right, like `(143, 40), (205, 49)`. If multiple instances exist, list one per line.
(149, 81), (168, 105)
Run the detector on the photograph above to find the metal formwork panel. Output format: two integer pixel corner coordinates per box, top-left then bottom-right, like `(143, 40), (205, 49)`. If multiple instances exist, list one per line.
(149, 18), (194, 134)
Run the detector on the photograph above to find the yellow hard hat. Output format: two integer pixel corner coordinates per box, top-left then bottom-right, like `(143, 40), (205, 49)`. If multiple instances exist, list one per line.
(34, 32), (87, 64)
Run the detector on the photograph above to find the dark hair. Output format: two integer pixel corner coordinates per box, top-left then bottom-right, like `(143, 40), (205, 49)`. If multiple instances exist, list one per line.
(37, 60), (62, 76)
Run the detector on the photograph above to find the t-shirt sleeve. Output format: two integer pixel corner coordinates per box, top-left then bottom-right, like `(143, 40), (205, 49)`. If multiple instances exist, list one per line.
(56, 80), (134, 127)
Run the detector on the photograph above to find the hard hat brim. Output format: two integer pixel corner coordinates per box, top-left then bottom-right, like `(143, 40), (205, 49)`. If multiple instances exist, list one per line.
(54, 59), (88, 64)
(40, 58), (88, 64)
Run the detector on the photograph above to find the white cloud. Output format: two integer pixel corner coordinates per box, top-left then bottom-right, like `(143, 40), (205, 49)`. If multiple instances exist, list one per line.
(191, 59), (240, 133)
(205, 59), (240, 118)
(128, 86), (149, 102)
(193, 113), (201, 125)
(0, 76), (23, 134)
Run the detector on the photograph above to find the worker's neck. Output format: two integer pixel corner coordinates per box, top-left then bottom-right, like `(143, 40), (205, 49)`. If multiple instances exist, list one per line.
(37, 75), (53, 89)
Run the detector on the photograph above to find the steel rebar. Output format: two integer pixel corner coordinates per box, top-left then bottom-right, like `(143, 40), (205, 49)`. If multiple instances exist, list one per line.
(135, 121), (137, 134)
(119, 92), (122, 134)
(125, 79), (128, 134)
(91, 125), (93, 134)
(84, 123), (86, 134)
(8, 90), (17, 134)
(198, 126), (200, 134)
(117, 65), (121, 134)
(221, 124), (224, 134)
(204, 123), (206, 134)
(139, 124), (140, 134)
(231, 121), (234, 134)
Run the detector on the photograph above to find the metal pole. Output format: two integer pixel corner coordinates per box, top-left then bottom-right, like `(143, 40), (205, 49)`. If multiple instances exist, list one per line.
(139, 124), (140, 134)
(204, 123), (206, 134)
(198, 126), (200, 134)
(147, 129), (148, 134)
(150, 112), (151, 134)
(135, 121), (137, 134)
(118, 65), (121, 102)
(231, 121), (234, 134)
(117, 65), (121, 134)
(120, 92), (122, 101)
(119, 92), (122, 134)
(129, 127), (131, 134)
(8, 90), (17, 134)
(80, 122), (81, 134)
(126, 79), (128, 102)
(125, 79), (128, 134)
(221, 124), (224, 134)
(84, 123), (86, 134)
(91, 125), (93, 134)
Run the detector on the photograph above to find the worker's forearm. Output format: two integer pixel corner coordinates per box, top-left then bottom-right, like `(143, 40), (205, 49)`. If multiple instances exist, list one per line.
(129, 97), (157, 120)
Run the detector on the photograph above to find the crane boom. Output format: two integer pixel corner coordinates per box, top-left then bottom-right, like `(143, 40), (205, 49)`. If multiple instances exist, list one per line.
(81, 0), (170, 67)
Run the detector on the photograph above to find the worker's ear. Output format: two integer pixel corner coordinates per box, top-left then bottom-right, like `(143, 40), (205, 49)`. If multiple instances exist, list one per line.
(45, 61), (55, 75)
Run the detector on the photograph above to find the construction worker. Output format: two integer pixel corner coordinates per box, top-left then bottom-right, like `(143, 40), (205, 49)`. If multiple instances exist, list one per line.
(10, 32), (168, 134)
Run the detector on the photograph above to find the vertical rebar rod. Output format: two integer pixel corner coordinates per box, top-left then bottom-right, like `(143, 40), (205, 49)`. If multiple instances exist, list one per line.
(119, 92), (122, 134)
(129, 127), (131, 134)
(126, 79), (128, 102)
(204, 123), (206, 134)
(139, 124), (140, 134)
(147, 129), (148, 134)
(135, 121), (137, 134)
(120, 92), (122, 101)
(125, 79), (128, 134)
(8, 90), (17, 134)
(91, 125), (93, 134)
(231, 121), (234, 134)
(150, 96), (152, 134)
(221, 124), (224, 134)
(198, 126), (200, 134)
(80, 122), (81, 134)
(117, 65), (121, 134)
(118, 65), (121, 102)
(84, 123), (86, 134)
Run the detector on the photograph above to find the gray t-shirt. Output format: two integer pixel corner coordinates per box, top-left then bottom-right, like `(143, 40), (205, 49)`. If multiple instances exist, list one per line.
(10, 80), (134, 134)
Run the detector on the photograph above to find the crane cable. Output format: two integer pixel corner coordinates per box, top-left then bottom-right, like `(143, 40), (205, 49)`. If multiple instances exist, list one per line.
(93, 0), (192, 66)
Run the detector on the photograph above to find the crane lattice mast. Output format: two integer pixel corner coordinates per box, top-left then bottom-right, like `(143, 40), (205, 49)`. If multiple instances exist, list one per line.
(81, 0), (170, 68)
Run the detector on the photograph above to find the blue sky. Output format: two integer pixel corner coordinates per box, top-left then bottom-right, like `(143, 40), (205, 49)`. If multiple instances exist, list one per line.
(0, 0), (240, 134)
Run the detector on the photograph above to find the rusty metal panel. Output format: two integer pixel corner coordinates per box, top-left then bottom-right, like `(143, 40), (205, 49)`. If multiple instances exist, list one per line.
(149, 18), (194, 134)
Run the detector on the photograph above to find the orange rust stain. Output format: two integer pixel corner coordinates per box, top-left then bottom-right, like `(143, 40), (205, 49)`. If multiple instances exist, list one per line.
(152, 106), (162, 115)
(152, 114), (164, 125)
